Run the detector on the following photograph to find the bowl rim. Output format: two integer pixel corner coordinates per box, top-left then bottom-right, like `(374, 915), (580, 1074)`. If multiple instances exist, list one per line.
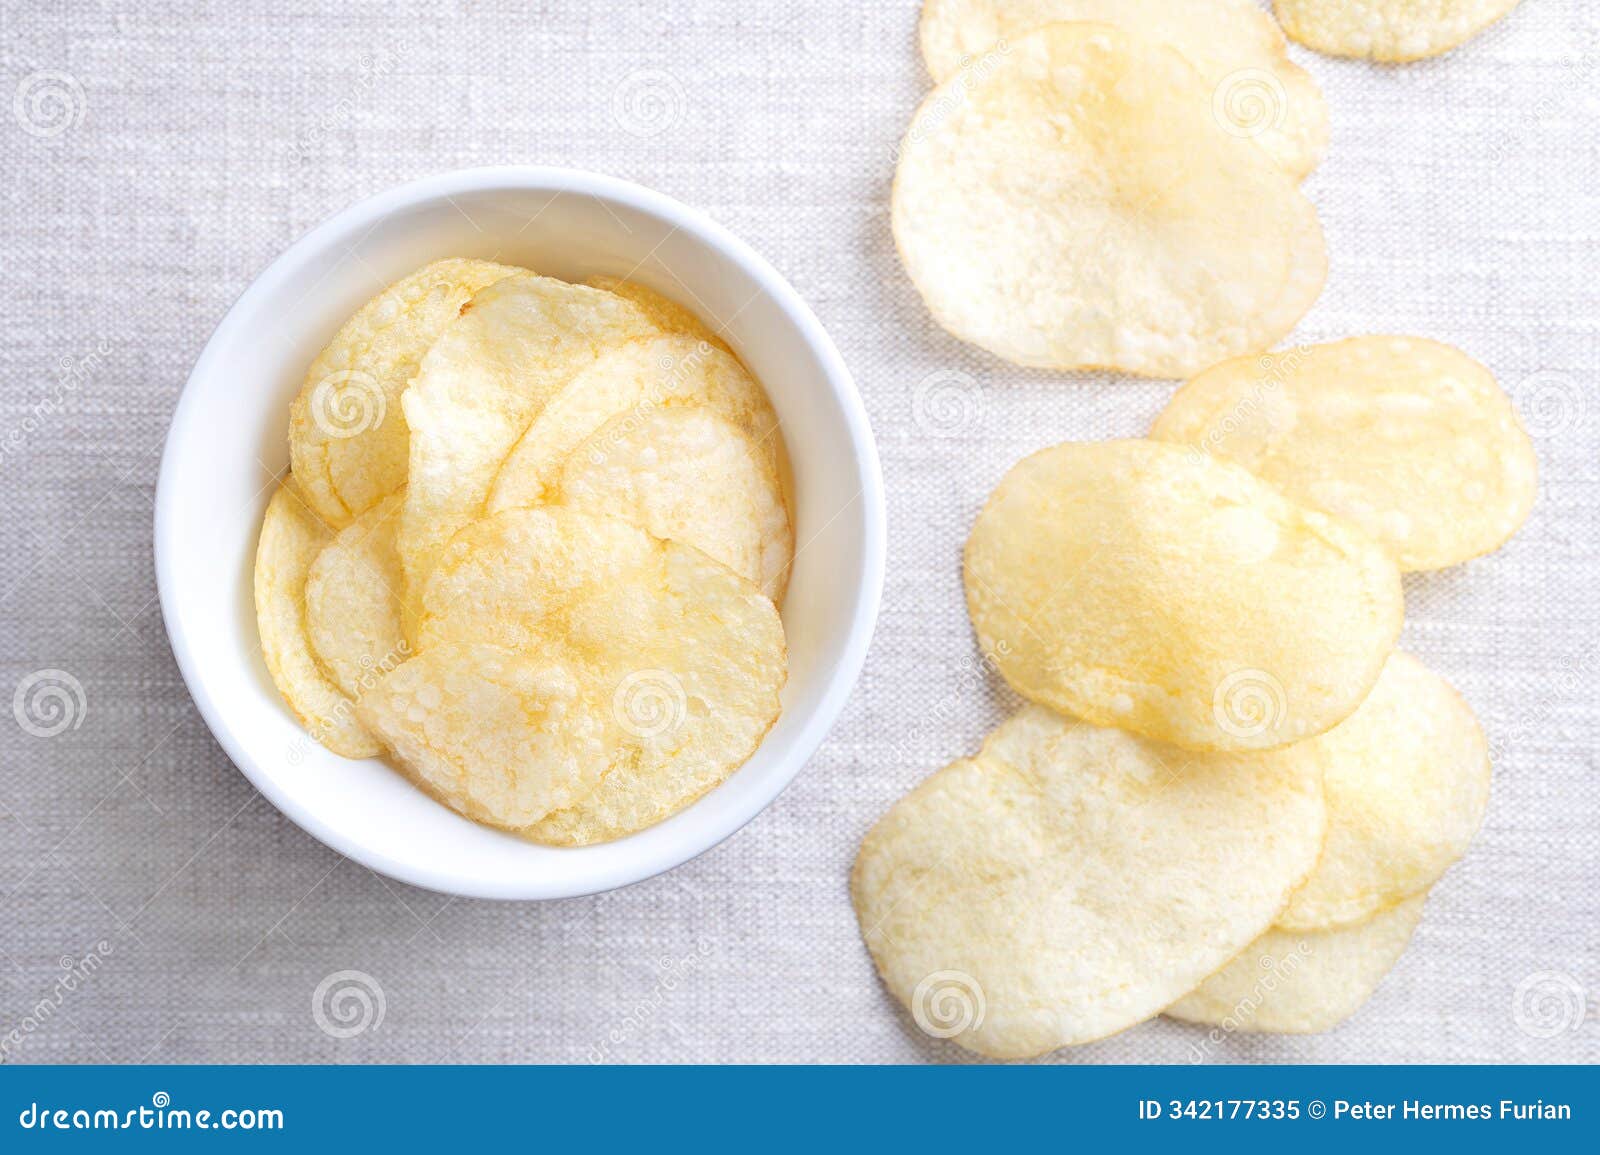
(153, 164), (886, 900)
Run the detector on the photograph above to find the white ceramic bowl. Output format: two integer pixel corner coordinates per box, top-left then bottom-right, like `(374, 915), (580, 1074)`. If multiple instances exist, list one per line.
(155, 167), (884, 900)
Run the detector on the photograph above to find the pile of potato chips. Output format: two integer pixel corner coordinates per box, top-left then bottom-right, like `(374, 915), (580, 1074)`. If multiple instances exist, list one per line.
(893, 1), (1522, 374)
(854, 335), (1536, 1058)
(860, 3), (1535, 1057)
(255, 261), (792, 846)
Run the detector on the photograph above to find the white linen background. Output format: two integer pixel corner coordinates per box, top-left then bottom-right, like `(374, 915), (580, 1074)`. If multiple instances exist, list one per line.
(1, 0), (1595, 1064)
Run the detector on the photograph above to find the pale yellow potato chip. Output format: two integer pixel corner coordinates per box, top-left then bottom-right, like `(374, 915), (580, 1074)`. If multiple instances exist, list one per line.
(356, 643), (613, 829)
(486, 334), (782, 514)
(852, 705), (1327, 1058)
(420, 507), (788, 844)
(965, 439), (1403, 752)
(918, 0), (1329, 178)
(288, 259), (524, 529)
(419, 505), (659, 653)
(1150, 338), (1538, 571)
(556, 406), (792, 602)
(892, 23), (1326, 378)
(397, 274), (661, 629)
(304, 491), (409, 701)
(583, 275), (732, 352)
(1167, 894), (1426, 1034)
(1279, 652), (1490, 931)
(253, 484), (380, 758)
(1275, 0), (1521, 62)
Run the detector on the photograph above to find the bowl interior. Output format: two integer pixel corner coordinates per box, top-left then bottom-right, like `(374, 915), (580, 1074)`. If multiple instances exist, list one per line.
(157, 171), (880, 899)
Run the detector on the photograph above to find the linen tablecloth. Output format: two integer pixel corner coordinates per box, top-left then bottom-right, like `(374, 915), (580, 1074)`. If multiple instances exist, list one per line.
(1, 0), (1595, 1062)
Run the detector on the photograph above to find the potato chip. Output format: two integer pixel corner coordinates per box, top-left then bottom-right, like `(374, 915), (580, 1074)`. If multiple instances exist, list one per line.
(1150, 338), (1538, 571)
(852, 705), (1327, 1058)
(1279, 652), (1490, 931)
(420, 507), (787, 844)
(583, 275), (732, 352)
(892, 23), (1326, 378)
(486, 335), (782, 514)
(356, 642), (613, 829)
(918, 0), (1328, 178)
(304, 491), (409, 701)
(555, 406), (792, 602)
(965, 439), (1403, 752)
(1275, 0), (1521, 62)
(253, 483), (380, 758)
(288, 259), (523, 529)
(397, 275), (661, 628)
(419, 506), (660, 653)
(1167, 894), (1426, 1034)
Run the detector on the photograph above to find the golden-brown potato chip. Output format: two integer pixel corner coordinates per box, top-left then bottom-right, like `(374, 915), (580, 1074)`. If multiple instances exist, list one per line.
(288, 259), (523, 529)
(253, 484), (380, 758)
(918, 0), (1328, 178)
(420, 507), (787, 844)
(397, 275), (661, 628)
(1167, 894), (1426, 1034)
(1275, 0), (1521, 62)
(965, 439), (1403, 752)
(1279, 652), (1490, 931)
(583, 275), (731, 352)
(304, 491), (409, 701)
(485, 335), (782, 515)
(852, 705), (1327, 1058)
(357, 642), (613, 829)
(1150, 338), (1538, 571)
(555, 406), (792, 602)
(892, 23), (1326, 378)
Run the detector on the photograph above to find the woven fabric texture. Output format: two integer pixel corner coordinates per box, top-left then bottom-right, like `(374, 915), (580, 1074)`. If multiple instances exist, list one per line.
(0, 0), (1595, 1063)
